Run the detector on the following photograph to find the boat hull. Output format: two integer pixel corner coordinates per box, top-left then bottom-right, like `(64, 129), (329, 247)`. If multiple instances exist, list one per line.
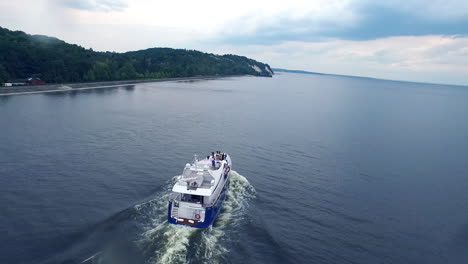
(168, 174), (230, 228)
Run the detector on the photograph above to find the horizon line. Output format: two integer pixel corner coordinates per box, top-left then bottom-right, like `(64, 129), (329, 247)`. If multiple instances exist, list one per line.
(272, 68), (468, 88)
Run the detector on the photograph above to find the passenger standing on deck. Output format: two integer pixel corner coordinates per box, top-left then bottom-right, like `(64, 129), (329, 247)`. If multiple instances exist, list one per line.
(209, 152), (214, 166)
(214, 154), (221, 168)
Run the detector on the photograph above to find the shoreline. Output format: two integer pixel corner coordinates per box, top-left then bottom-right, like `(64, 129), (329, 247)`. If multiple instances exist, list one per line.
(0, 75), (250, 96)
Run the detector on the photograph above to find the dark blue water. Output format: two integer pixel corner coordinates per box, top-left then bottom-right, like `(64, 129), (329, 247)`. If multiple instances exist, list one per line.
(1, 73), (468, 264)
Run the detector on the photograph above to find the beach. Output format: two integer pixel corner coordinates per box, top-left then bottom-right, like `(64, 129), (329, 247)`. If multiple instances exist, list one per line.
(0, 75), (246, 96)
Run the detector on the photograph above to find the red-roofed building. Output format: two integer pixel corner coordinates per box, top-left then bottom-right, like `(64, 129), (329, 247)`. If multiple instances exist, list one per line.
(26, 78), (46, 86)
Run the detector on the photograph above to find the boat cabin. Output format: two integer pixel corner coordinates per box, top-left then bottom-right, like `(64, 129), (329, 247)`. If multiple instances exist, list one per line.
(171, 154), (230, 207)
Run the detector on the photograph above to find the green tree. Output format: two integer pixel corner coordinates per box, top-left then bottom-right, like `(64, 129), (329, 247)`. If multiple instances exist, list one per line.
(0, 26), (273, 84)
(0, 64), (9, 83)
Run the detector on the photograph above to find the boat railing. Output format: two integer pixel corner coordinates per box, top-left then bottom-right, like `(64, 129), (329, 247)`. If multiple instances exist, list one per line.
(169, 192), (181, 201)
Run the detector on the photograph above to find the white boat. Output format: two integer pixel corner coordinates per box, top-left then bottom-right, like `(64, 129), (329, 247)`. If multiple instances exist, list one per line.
(168, 152), (232, 228)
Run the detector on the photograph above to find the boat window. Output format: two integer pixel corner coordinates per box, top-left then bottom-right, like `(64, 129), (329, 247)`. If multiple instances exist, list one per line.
(181, 194), (203, 204)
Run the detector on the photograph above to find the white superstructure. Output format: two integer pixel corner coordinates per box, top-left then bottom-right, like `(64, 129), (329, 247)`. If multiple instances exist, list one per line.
(168, 153), (232, 227)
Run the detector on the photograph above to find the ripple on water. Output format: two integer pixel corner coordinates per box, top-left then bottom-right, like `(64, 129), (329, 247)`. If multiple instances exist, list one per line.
(76, 171), (256, 264)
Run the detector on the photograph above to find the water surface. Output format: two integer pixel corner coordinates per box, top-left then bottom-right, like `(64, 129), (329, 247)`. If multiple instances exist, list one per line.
(1, 73), (468, 263)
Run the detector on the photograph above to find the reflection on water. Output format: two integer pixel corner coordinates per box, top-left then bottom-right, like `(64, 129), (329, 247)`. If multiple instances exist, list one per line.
(0, 95), (10, 103)
(40, 85), (136, 97)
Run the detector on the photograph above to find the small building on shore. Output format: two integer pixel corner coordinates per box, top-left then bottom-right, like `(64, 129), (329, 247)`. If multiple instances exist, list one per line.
(27, 78), (46, 86)
(3, 77), (46, 87)
(9, 79), (28, 86)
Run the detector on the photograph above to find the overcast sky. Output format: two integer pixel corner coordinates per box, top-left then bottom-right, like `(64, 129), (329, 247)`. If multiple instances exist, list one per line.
(1, 0), (468, 85)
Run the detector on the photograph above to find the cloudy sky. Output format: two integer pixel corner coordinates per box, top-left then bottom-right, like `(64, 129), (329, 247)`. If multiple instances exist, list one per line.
(1, 0), (468, 85)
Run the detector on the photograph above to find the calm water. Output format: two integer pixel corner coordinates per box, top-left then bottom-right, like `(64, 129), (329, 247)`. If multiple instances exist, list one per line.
(1, 73), (468, 264)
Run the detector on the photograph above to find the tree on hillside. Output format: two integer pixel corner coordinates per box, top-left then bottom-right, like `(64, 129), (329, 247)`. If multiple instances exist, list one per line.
(0, 26), (273, 84)
(0, 64), (9, 83)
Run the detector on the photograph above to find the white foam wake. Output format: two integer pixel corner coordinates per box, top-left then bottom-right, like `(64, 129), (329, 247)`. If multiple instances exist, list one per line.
(140, 171), (255, 264)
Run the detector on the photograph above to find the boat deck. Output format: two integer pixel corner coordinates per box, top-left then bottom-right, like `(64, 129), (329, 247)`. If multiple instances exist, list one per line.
(178, 158), (223, 189)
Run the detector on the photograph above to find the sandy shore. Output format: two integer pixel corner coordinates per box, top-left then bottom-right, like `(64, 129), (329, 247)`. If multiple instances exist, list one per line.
(0, 75), (245, 96)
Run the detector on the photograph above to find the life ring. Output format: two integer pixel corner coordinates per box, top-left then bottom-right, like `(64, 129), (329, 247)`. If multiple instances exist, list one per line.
(195, 214), (200, 219)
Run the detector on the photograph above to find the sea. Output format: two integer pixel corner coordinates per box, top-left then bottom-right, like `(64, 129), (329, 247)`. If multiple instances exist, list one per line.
(1, 72), (468, 264)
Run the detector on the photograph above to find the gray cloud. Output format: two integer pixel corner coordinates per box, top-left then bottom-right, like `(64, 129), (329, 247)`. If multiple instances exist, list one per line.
(209, 34), (468, 85)
(212, 1), (468, 45)
(62, 0), (127, 12)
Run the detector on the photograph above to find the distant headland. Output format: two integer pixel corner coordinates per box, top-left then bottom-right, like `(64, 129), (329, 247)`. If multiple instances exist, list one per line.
(0, 26), (273, 86)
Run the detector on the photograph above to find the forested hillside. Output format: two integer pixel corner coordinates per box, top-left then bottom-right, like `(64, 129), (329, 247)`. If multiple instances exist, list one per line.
(0, 27), (273, 83)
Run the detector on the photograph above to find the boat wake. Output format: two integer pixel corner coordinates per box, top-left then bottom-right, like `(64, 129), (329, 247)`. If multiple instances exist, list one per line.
(76, 170), (255, 264)
(140, 170), (255, 264)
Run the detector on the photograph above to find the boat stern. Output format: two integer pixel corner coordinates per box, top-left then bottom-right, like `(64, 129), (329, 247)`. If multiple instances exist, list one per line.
(168, 201), (215, 228)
